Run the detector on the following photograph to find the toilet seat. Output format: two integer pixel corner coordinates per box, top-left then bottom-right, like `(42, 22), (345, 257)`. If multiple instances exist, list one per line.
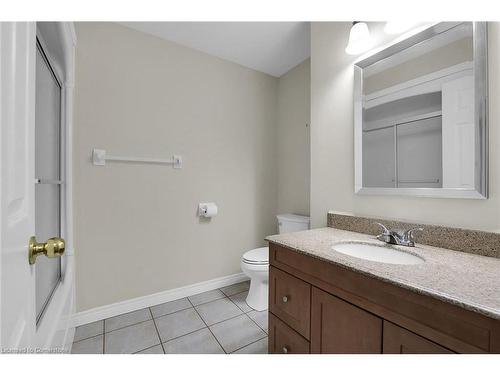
(242, 247), (269, 265)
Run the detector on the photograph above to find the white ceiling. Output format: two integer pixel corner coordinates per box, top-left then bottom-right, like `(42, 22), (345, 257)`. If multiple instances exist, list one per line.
(119, 22), (310, 77)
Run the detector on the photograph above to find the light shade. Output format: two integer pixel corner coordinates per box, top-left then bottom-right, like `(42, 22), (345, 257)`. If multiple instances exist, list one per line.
(345, 22), (374, 55)
(384, 21), (419, 35)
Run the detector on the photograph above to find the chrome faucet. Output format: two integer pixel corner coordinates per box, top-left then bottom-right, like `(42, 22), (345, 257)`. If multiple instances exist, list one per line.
(375, 223), (423, 247)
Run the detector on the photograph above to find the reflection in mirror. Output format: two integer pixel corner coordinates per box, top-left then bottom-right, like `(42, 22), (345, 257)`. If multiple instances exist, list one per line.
(354, 22), (488, 198)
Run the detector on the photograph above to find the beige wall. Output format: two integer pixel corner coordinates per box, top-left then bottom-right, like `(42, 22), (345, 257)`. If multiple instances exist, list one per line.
(310, 22), (500, 232)
(74, 23), (279, 311)
(276, 59), (311, 216)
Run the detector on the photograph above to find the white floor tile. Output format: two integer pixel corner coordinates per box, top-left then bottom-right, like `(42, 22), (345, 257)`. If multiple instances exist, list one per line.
(74, 321), (103, 342)
(105, 320), (160, 354)
(232, 337), (268, 354)
(163, 328), (224, 354)
(229, 291), (253, 313)
(220, 281), (250, 297)
(150, 298), (191, 318)
(246, 310), (268, 333)
(134, 345), (164, 354)
(154, 307), (206, 342)
(195, 298), (243, 326)
(188, 289), (225, 306)
(71, 335), (103, 354)
(210, 314), (266, 353)
(105, 308), (152, 332)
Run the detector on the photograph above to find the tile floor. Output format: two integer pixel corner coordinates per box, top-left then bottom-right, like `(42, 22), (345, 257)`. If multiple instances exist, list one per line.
(71, 281), (268, 354)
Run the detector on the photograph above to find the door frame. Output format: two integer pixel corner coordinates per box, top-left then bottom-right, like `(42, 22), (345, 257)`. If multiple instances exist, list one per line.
(34, 22), (77, 352)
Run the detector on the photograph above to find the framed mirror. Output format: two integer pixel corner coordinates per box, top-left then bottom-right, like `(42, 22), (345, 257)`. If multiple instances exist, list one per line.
(354, 22), (488, 199)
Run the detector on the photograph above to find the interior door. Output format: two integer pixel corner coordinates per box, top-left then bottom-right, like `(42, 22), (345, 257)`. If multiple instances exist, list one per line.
(0, 22), (37, 351)
(1, 22), (70, 352)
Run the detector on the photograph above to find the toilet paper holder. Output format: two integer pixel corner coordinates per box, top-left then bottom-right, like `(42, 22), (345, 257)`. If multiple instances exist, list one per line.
(198, 202), (218, 218)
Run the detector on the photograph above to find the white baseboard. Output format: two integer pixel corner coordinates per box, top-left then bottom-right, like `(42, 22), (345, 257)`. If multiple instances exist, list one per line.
(72, 273), (249, 327)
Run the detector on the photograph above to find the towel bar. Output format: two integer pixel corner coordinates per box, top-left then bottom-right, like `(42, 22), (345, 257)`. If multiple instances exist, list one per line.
(92, 148), (182, 168)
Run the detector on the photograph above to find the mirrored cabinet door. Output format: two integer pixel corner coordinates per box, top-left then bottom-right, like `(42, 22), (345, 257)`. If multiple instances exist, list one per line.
(354, 22), (488, 199)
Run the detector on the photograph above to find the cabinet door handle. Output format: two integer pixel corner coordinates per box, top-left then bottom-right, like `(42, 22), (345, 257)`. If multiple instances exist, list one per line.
(282, 346), (289, 354)
(282, 295), (289, 303)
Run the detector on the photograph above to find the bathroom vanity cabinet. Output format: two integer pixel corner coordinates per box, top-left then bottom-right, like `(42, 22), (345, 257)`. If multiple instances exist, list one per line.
(268, 243), (500, 354)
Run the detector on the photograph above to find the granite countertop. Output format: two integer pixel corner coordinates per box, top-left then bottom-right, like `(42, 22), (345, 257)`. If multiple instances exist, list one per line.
(266, 227), (500, 320)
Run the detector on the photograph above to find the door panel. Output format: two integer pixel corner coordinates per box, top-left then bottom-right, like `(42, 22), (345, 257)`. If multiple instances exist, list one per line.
(0, 22), (37, 350)
(442, 75), (475, 189)
(397, 116), (443, 188)
(311, 287), (383, 353)
(34, 184), (61, 320)
(34, 40), (62, 322)
(362, 126), (396, 187)
(35, 44), (61, 181)
(383, 321), (454, 354)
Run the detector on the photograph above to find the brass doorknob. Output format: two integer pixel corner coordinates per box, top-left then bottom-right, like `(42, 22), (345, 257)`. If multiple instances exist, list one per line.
(29, 236), (65, 265)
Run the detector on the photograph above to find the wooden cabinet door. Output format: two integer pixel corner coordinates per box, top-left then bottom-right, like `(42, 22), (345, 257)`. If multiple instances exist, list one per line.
(383, 321), (454, 354)
(311, 287), (382, 353)
(269, 313), (310, 354)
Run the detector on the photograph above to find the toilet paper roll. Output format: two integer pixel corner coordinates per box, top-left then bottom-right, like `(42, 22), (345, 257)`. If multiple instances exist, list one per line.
(200, 202), (218, 218)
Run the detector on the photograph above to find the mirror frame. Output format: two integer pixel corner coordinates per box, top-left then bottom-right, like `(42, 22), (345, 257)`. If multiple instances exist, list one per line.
(354, 22), (488, 199)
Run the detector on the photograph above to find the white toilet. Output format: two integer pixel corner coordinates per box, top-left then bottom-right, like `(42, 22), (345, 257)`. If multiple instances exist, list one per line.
(241, 214), (310, 311)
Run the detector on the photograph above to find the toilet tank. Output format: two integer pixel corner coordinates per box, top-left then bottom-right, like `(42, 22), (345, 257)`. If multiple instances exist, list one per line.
(277, 214), (310, 234)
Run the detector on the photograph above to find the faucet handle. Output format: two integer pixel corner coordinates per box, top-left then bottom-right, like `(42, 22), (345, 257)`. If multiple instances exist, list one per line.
(403, 227), (423, 242)
(375, 222), (395, 243)
(375, 222), (391, 235)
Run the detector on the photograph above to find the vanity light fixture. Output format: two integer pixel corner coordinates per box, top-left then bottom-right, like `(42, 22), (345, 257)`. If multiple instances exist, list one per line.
(384, 21), (420, 35)
(345, 21), (374, 55)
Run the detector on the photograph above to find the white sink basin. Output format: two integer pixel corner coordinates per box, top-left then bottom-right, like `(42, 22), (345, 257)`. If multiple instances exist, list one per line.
(332, 242), (424, 265)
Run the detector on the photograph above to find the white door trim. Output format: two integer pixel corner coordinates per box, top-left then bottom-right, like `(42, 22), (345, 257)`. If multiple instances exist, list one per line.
(72, 273), (249, 327)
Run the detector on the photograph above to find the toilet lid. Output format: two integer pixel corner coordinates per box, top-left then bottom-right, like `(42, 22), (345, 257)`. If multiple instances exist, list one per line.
(242, 247), (269, 265)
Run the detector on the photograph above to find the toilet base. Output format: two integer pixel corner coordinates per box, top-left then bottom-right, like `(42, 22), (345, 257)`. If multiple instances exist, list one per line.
(245, 278), (268, 311)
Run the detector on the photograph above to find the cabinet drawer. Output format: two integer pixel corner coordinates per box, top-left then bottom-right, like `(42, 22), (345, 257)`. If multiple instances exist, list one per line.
(269, 313), (310, 354)
(383, 321), (454, 354)
(269, 266), (311, 339)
